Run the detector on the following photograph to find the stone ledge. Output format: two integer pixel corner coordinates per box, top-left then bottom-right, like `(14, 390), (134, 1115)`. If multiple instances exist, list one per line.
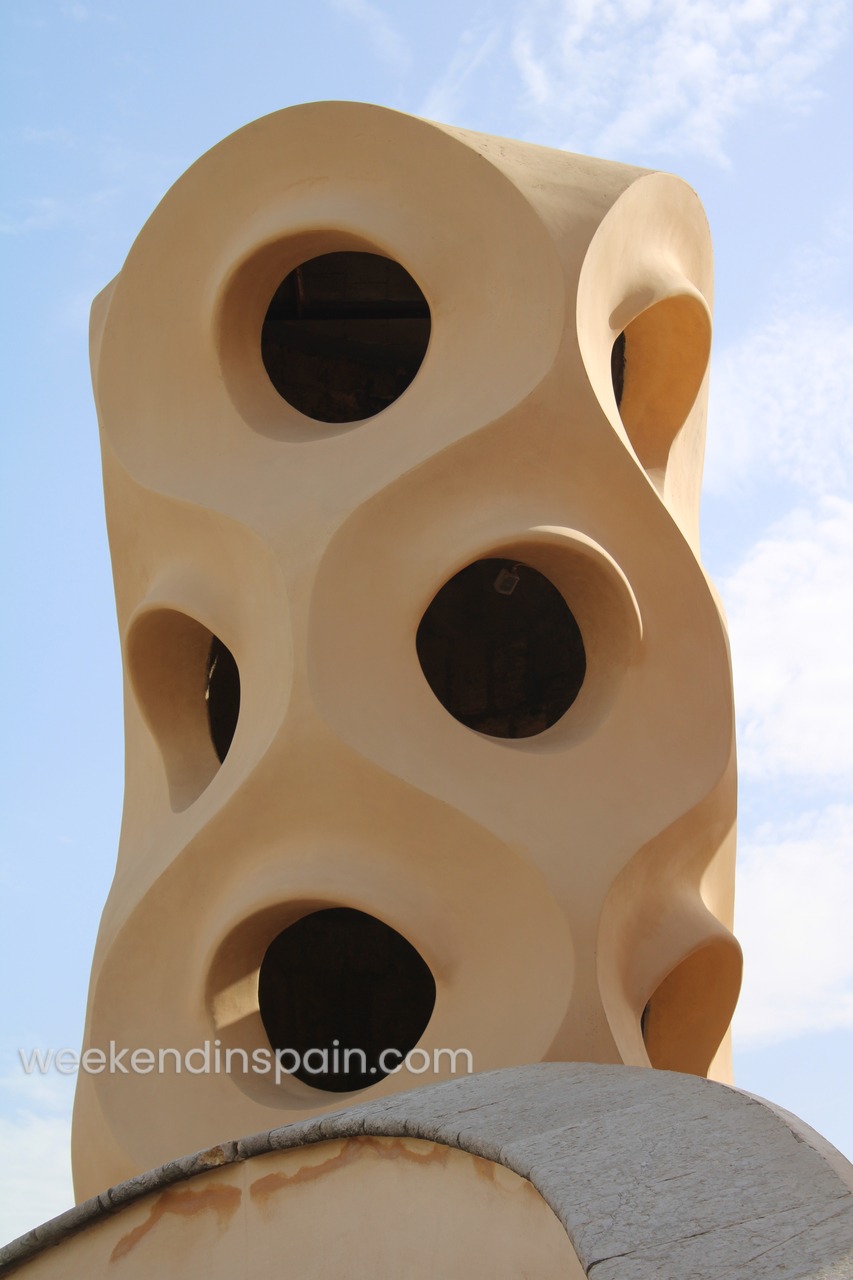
(2, 1063), (852, 1278)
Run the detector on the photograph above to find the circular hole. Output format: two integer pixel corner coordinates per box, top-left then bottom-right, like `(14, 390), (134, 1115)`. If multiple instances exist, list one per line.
(258, 908), (436, 1093)
(416, 558), (586, 739)
(206, 635), (240, 763)
(260, 251), (431, 423)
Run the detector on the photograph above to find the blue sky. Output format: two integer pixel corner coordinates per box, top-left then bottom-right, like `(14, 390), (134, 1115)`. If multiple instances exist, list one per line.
(2, 0), (852, 1241)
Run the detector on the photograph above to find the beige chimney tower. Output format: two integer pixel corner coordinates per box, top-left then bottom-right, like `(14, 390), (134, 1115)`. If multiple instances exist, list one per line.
(7, 102), (849, 1280)
(71, 99), (741, 1197)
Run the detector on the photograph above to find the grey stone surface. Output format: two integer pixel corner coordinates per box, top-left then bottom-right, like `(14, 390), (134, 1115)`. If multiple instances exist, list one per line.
(2, 1063), (852, 1277)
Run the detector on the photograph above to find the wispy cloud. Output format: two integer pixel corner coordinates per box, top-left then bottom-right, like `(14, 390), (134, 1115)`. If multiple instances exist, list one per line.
(511, 0), (848, 162)
(0, 190), (120, 237)
(2, 131), (185, 240)
(329, 0), (411, 75)
(0, 1112), (73, 1244)
(734, 804), (853, 1046)
(55, 286), (105, 335)
(419, 20), (504, 122)
(705, 198), (853, 1056)
(0, 1071), (74, 1244)
(705, 193), (853, 498)
(61, 2), (115, 22)
(705, 309), (853, 497)
(782, 197), (853, 311)
(21, 127), (80, 149)
(723, 497), (853, 781)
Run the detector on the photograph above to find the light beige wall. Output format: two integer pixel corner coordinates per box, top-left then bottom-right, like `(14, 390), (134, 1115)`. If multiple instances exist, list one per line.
(17, 1139), (583, 1280)
(74, 101), (739, 1198)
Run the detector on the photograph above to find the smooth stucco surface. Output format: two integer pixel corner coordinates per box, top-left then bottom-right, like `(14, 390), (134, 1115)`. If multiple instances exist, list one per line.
(75, 100), (739, 1196)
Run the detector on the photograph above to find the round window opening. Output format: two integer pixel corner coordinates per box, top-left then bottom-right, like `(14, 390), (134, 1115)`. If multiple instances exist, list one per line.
(261, 251), (431, 423)
(416, 558), (586, 738)
(258, 908), (436, 1093)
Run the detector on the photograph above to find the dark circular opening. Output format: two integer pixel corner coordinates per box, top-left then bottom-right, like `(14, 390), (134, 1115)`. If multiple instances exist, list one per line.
(416, 558), (586, 739)
(206, 636), (240, 763)
(258, 907), (436, 1093)
(261, 251), (431, 423)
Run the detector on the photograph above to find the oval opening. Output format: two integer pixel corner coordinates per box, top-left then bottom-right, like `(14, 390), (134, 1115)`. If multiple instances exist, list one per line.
(207, 634), (240, 763)
(612, 293), (711, 481)
(641, 937), (742, 1077)
(261, 251), (430, 423)
(128, 609), (240, 810)
(258, 907), (436, 1093)
(416, 558), (586, 739)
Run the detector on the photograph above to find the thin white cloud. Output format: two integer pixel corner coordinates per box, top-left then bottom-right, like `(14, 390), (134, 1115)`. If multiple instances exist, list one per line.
(707, 202), (853, 1062)
(55, 286), (102, 335)
(21, 127), (80, 149)
(0, 187), (121, 237)
(1, 133), (184, 240)
(723, 496), (853, 782)
(0, 1112), (74, 1244)
(0, 197), (68, 236)
(330, 0), (412, 75)
(782, 197), (853, 311)
(0, 1073), (74, 1244)
(733, 804), (853, 1047)
(511, 0), (848, 162)
(419, 21), (504, 122)
(705, 190), (853, 498)
(63, 1), (92, 18)
(61, 2), (115, 21)
(705, 309), (853, 497)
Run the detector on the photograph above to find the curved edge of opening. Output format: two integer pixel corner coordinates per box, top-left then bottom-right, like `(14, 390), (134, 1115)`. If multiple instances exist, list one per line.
(258, 907), (436, 1093)
(216, 231), (432, 441)
(575, 172), (714, 534)
(260, 251), (431, 424)
(614, 291), (711, 487)
(206, 902), (437, 1108)
(126, 607), (240, 812)
(641, 934), (742, 1077)
(415, 557), (587, 740)
(417, 528), (642, 753)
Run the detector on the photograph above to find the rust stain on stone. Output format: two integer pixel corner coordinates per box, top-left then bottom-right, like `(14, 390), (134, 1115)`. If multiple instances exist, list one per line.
(109, 1183), (242, 1263)
(472, 1152), (501, 1185)
(472, 1154), (540, 1199)
(250, 1136), (452, 1206)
